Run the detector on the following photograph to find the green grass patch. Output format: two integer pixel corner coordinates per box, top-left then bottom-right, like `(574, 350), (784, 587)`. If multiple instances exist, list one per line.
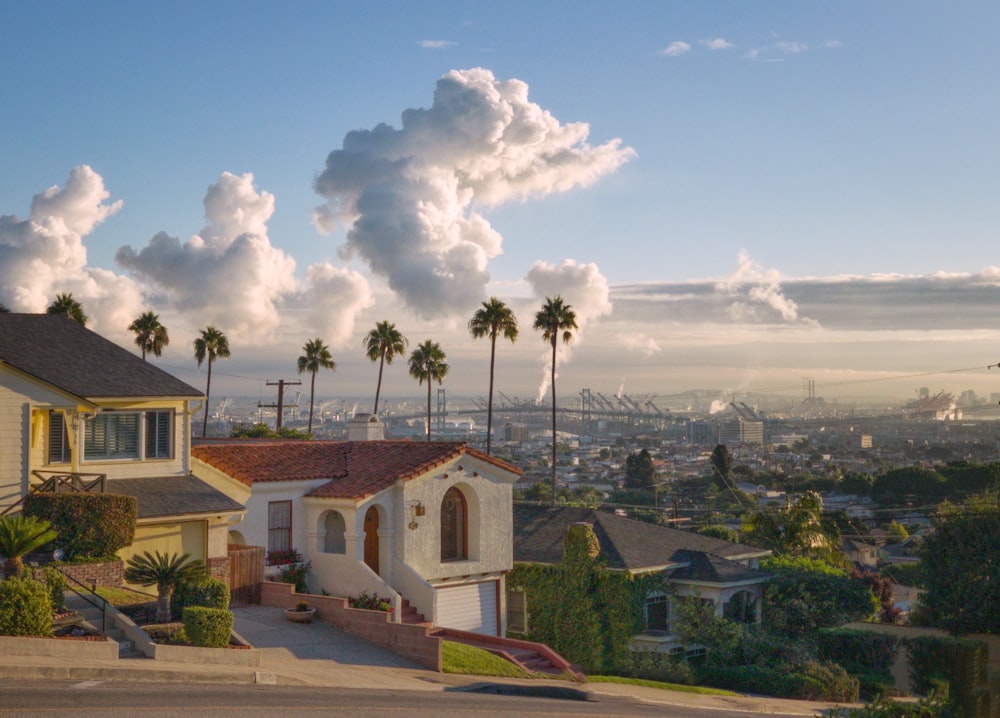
(442, 640), (533, 678)
(94, 586), (156, 606)
(588, 675), (739, 696)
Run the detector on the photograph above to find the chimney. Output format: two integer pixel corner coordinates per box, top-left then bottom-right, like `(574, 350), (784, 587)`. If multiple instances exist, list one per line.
(348, 413), (385, 441)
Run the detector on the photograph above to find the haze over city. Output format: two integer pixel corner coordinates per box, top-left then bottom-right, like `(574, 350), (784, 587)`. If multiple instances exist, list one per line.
(2, 2), (999, 405)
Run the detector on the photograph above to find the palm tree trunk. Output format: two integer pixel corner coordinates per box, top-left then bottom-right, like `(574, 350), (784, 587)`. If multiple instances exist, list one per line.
(486, 335), (496, 455)
(426, 381), (432, 441)
(374, 354), (385, 415)
(202, 359), (213, 438)
(156, 589), (172, 624)
(308, 370), (316, 434)
(550, 338), (557, 505)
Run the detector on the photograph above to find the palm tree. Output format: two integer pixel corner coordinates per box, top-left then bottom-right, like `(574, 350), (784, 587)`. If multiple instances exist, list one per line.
(363, 321), (408, 416)
(297, 337), (336, 435)
(123, 551), (207, 623)
(533, 296), (578, 505)
(46, 293), (87, 325)
(408, 340), (449, 441)
(194, 326), (231, 438)
(0, 515), (58, 578)
(128, 310), (170, 361)
(468, 298), (518, 455)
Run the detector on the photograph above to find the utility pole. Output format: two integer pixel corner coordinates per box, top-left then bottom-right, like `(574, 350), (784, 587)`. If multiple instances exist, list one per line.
(258, 379), (302, 429)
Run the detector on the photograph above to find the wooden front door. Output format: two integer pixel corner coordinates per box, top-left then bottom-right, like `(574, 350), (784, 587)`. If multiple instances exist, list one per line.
(363, 506), (380, 575)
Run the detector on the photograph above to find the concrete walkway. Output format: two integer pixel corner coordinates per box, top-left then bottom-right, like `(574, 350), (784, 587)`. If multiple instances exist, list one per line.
(0, 604), (853, 714)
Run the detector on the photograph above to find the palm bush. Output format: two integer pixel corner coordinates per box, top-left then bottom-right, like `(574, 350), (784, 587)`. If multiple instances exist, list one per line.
(0, 515), (58, 578)
(123, 551), (207, 623)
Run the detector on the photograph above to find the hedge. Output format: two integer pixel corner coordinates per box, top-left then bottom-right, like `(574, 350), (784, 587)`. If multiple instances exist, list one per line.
(174, 576), (230, 616)
(908, 636), (989, 718)
(818, 628), (899, 699)
(23, 493), (136, 560)
(182, 606), (233, 648)
(0, 577), (53, 636)
(699, 660), (859, 702)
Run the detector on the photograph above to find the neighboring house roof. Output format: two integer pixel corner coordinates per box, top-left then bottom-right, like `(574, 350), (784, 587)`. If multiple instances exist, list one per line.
(192, 440), (521, 501)
(108, 475), (245, 520)
(669, 550), (770, 585)
(513, 504), (770, 573)
(0, 313), (201, 399)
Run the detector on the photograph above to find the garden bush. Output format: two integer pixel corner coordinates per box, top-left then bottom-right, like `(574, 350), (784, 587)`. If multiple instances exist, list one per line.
(278, 561), (310, 593)
(41, 566), (68, 613)
(699, 660), (859, 701)
(619, 650), (695, 685)
(0, 577), (53, 636)
(182, 606), (233, 648)
(174, 576), (229, 615)
(818, 628), (899, 699)
(908, 636), (989, 718)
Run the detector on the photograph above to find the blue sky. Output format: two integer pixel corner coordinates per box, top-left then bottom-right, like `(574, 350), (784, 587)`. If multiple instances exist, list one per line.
(3, 2), (1000, 406)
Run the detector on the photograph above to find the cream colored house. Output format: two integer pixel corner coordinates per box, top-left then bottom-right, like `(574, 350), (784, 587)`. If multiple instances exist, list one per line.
(192, 438), (521, 635)
(0, 314), (243, 582)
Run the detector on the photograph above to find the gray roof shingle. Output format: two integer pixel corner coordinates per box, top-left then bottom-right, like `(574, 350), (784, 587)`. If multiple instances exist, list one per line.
(0, 314), (201, 399)
(108, 475), (244, 519)
(513, 504), (770, 573)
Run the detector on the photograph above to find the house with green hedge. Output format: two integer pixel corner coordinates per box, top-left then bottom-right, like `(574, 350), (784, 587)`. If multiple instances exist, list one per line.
(0, 313), (244, 583)
(507, 504), (771, 672)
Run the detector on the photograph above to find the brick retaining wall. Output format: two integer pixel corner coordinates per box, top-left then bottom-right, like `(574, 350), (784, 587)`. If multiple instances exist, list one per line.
(56, 560), (123, 588)
(260, 581), (441, 671)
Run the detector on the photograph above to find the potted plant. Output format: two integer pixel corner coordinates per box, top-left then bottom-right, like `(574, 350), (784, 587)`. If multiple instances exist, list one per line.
(284, 600), (316, 623)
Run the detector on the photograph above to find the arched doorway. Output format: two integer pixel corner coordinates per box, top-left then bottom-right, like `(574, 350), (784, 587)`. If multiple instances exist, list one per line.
(363, 506), (380, 575)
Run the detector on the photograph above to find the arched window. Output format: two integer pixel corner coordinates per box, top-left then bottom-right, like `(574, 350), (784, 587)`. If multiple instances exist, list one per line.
(323, 511), (346, 554)
(440, 487), (468, 561)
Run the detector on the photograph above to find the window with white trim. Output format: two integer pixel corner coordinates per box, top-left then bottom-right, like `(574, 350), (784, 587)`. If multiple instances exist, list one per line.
(507, 589), (528, 633)
(645, 593), (670, 634)
(144, 411), (172, 459)
(48, 411), (71, 464)
(268, 500), (293, 554)
(82, 410), (174, 461)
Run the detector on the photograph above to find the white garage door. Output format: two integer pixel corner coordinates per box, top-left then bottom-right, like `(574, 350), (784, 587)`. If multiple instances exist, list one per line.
(436, 581), (498, 635)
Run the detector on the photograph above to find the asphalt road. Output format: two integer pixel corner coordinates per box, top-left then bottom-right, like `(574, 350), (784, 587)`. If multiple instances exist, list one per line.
(0, 680), (756, 718)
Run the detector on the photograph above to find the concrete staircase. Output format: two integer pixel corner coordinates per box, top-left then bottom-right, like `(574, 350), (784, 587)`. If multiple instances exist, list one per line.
(399, 599), (432, 626)
(63, 594), (145, 659)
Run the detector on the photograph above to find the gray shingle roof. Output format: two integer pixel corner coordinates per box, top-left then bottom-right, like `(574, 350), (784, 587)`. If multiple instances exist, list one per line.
(669, 550), (770, 585)
(0, 314), (201, 399)
(108, 475), (244, 519)
(513, 504), (770, 573)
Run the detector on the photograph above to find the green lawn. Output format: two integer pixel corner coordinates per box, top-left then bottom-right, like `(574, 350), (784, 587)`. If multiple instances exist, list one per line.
(94, 586), (156, 606)
(588, 675), (739, 696)
(441, 640), (534, 678)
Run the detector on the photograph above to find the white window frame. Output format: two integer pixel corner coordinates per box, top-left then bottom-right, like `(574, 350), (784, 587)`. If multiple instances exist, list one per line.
(82, 410), (174, 462)
(507, 588), (528, 633)
(645, 592), (670, 635)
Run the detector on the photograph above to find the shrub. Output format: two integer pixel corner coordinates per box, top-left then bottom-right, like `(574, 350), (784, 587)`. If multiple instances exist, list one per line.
(348, 590), (393, 612)
(699, 661), (859, 701)
(174, 577), (230, 615)
(182, 606), (233, 648)
(818, 629), (899, 699)
(620, 650), (695, 685)
(23, 493), (136, 560)
(0, 577), (53, 636)
(908, 636), (989, 718)
(277, 561), (310, 593)
(41, 566), (68, 613)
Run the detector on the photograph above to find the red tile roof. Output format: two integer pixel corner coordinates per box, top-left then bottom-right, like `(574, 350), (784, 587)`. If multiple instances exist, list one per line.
(192, 440), (520, 501)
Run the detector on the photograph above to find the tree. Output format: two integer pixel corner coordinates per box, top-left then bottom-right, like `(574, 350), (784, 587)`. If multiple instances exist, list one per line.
(193, 326), (230, 438)
(0, 304), (9, 313)
(0, 515), (57, 578)
(297, 337), (335, 435)
(408, 340), (448, 441)
(128, 310), (169, 360)
(363, 321), (407, 416)
(46, 293), (87, 325)
(468, 297), (518, 455)
(872, 466), (946, 505)
(624, 448), (656, 489)
(710, 444), (733, 487)
(918, 490), (1000, 634)
(743, 490), (845, 565)
(533, 296), (577, 505)
(123, 551), (207, 624)
(762, 555), (879, 637)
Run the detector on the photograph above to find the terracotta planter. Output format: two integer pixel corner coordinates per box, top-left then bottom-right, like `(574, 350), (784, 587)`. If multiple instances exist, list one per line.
(284, 607), (317, 623)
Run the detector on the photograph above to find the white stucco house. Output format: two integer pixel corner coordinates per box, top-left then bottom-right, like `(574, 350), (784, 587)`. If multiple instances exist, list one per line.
(0, 314), (244, 583)
(191, 434), (522, 635)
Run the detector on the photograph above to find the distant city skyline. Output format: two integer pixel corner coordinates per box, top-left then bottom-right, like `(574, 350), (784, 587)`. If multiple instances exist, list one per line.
(2, 2), (999, 403)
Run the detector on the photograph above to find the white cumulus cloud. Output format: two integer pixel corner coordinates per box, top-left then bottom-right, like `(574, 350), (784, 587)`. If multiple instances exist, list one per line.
(715, 251), (818, 326)
(701, 38), (734, 51)
(660, 41), (691, 57)
(313, 68), (634, 319)
(0, 166), (144, 335)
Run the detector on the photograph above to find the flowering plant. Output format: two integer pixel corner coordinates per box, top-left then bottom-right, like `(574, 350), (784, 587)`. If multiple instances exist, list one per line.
(348, 590), (393, 613)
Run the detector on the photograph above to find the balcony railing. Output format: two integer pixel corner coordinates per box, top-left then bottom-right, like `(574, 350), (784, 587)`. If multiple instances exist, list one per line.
(30, 470), (107, 494)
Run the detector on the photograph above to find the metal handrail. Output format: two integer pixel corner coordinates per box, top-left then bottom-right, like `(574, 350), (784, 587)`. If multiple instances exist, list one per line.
(58, 568), (109, 634)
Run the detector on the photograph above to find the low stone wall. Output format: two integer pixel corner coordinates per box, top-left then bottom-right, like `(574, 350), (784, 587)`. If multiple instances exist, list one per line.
(206, 556), (229, 585)
(57, 560), (123, 588)
(260, 581), (442, 671)
(0, 634), (118, 660)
